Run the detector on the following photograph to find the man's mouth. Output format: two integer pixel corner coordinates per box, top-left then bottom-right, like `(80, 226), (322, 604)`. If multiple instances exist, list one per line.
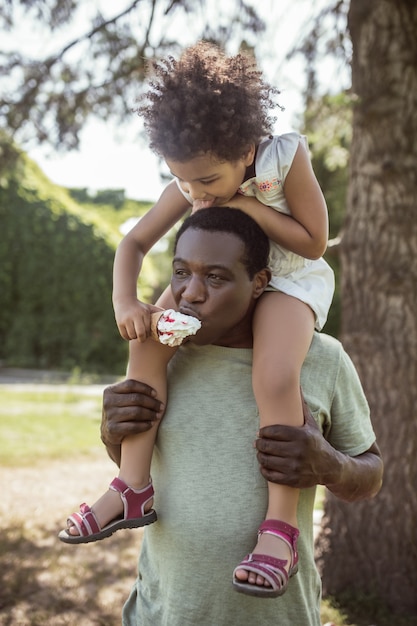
(180, 307), (201, 322)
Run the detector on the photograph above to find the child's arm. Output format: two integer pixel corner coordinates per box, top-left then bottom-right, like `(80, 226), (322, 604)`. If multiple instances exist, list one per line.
(224, 142), (328, 260)
(113, 180), (190, 342)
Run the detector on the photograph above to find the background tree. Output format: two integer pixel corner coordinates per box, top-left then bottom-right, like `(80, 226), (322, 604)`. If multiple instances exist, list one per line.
(315, 0), (417, 617)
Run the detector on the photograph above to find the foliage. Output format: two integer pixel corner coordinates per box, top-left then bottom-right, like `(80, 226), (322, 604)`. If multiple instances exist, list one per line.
(305, 92), (351, 239)
(303, 91), (352, 338)
(0, 133), (181, 373)
(71, 192), (179, 304)
(0, 0), (265, 157)
(68, 187), (127, 209)
(287, 0), (351, 106)
(0, 143), (130, 373)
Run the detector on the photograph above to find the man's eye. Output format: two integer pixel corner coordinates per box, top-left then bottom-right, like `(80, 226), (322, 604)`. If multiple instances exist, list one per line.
(174, 269), (188, 277)
(208, 274), (223, 281)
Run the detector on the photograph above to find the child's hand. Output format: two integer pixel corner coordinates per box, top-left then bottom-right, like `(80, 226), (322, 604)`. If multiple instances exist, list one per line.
(215, 194), (246, 210)
(114, 300), (164, 343)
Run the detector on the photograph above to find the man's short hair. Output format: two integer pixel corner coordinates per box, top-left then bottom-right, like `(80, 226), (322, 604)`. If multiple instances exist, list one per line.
(175, 207), (270, 278)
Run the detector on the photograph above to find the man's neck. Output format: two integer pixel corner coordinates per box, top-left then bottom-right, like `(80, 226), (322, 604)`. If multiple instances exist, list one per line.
(212, 330), (254, 350)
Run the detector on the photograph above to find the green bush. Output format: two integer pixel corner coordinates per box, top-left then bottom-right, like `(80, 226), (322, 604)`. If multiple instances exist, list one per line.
(0, 151), (128, 373)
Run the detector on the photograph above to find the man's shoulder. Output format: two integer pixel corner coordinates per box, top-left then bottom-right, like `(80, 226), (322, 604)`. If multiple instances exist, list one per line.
(307, 332), (343, 361)
(302, 333), (345, 409)
(302, 332), (347, 382)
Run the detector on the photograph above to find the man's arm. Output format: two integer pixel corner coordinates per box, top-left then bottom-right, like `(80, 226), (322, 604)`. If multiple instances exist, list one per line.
(255, 405), (383, 502)
(101, 378), (163, 465)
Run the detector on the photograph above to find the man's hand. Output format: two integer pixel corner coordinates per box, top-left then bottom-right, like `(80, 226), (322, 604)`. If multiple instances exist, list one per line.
(101, 378), (163, 449)
(256, 399), (383, 501)
(255, 404), (338, 490)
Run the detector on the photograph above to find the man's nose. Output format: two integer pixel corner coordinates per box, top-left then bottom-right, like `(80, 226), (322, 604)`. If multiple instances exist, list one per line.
(181, 276), (206, 302)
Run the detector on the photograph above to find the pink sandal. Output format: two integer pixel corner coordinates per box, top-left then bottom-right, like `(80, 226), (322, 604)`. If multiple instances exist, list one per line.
(58, 477), (157, 544)
(232, 520), (299, 598)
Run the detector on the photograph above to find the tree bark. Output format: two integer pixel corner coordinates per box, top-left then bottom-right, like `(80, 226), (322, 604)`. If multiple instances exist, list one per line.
(316, 0), (417, 614)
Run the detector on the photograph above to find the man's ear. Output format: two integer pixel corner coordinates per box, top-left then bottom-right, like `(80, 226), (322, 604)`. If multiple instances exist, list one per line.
(252, 268), (271, 300)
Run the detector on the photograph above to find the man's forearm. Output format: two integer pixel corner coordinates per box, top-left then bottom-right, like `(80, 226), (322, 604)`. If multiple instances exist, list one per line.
(325, 443), (383, 502)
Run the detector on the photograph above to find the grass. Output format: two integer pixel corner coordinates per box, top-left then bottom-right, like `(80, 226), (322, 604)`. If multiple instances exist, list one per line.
(0, 387), (104, 466)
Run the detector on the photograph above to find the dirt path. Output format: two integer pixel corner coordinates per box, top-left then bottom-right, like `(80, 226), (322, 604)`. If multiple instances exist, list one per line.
(0, 456), (142, 626)
(2, 455), (118, 525)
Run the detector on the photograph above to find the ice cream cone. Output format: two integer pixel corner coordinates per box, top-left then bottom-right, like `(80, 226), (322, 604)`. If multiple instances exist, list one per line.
(150, 311), (163, 341)
(149, 308), (201, 346)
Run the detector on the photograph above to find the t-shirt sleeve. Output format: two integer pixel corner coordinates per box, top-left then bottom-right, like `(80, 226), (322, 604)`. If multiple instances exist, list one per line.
(327, 347), (376, 456)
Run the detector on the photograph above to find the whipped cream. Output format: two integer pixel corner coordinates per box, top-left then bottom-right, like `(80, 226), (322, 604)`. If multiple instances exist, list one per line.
(156, 309), (201, 347)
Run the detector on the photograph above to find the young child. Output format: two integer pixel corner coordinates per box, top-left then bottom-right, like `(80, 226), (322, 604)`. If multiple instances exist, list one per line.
(59, 42), (334, 598)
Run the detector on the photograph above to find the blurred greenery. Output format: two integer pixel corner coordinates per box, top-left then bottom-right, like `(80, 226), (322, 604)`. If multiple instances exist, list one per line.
(0, 135), (177, 374)
(0, 387), (105, 466)
(304, 91), (352, 340)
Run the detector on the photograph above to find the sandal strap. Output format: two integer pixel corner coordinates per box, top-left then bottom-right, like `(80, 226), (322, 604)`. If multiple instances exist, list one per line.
(258, 519), (299, 571)
(234, 553), (289, 591)
(67, 503), (101, 537)
(109, 477), (154, 520)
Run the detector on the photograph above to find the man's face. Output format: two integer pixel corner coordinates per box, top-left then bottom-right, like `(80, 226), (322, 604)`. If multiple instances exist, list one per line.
(171, 228), (267, 348)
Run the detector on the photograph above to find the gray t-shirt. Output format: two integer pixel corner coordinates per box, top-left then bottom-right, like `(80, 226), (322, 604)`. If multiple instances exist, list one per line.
(123, 333), (375, 626)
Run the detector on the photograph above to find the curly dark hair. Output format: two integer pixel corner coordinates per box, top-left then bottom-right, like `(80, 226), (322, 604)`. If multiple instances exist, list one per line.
(137, 42), (279, 162)
(175, 207), (269, 279)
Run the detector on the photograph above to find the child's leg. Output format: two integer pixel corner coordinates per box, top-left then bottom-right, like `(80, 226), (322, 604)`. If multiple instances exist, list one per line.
(116, 285), (177, 489)
(235, 291), (315, 586)
(83, 339), (175, 532)
(66, 288), (176, 536)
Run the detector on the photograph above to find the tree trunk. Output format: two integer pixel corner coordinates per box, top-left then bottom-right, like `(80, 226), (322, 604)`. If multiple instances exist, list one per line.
(316, 0), (417, 614)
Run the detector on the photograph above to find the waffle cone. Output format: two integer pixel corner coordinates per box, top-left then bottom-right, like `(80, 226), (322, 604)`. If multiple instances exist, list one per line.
(150, 311), (163, 341)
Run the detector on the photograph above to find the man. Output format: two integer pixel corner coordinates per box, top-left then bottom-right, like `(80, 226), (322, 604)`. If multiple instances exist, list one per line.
(101, 207), (383, 626)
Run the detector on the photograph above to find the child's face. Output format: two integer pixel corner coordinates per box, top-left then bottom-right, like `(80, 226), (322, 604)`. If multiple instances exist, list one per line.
(166, 148), (255, 207)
